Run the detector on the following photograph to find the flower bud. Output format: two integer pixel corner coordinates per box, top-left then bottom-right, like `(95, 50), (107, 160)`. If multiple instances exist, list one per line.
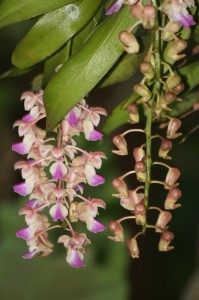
(127, 104), (139, 124)
(112, 177), (128, 196)
(119, 31), (140, 54)
(162, 21), (181, 41)
(131, 4), (143, 20)
(135, 161), (146, 182)
(165, 167), (181, 188)
(143, 51), (155, 69)
(127, 237), (140, 258)
(140, 62), (154, 80)
(135, 203), (146, 225)
(167, 118), (182, 139)
(142, 5), (156, 29)
(158, 139), (173, 160)
(109, 221), (124, 242)
(172, 82), (185, 94)
(155, 211), (172, 232)
(166, 39), (187, 63)
(165, 74), (181, 92)
(133, 147), (145, 162)
(159, 231), (174, 251)
(134, 83), (151, 103)
(160, 92), (177, 110)
(164, 188), (182, 209)
(121, 189), (144, 210)
(112, 134), (128, 155)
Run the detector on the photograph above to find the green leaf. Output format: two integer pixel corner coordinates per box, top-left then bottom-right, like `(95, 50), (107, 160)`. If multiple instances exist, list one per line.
(0, 67), (31, 79)
(42, 4), (103, 86)
(44, 7), (135, 131)
(0, 0), (78, 28)
(12, 0), (103, 69)
(102, 93), (139, 134)
(178, 60), (199, 92)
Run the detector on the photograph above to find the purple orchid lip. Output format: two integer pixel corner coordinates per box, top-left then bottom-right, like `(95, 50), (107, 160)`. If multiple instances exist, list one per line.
(88, 130), (103, 141)
(90, 174), (105, 186)
(67, 249), (86, 268)
(67, 109), (78, 126)
(106, 0), (124, 15)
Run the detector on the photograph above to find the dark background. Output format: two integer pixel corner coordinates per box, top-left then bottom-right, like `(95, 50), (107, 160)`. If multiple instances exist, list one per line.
(0, 19), (199, 300)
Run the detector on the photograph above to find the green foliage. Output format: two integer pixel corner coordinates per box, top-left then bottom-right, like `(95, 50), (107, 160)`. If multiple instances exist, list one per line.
(12, 0), (102, 69)
(0, 0), (78, 28)
(44, 6), (135, 131)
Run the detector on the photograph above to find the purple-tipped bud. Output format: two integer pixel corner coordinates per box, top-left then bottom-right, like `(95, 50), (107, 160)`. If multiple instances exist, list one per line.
(155, 211), (172, 232)
(167, 118), (182, 139)
(140, 62), (154, 80)
(135, 203), (146, 225)
(112, 177), (128, 196)
(133, 147), (146, 162)
(134, 83), (151, 103)
(127, 104), (139, 124)
(164, 188), (182, 209)
(112, 134), (128, 155)
(127, 237), (140, 258)
(142, 5), (156, 29)
(159, 140), (173, 160)
(119, 31), (140, 54)
(135, 161), (146, 182)
(159, 231), (174, 251)
(165, 167), (181, 188)
(166, 39), (187, 63)
(109, 221), (124, 242)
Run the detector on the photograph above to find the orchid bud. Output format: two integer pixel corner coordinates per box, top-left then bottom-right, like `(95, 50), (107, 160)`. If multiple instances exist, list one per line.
(112, 177), (128, 196)
(133, 147), (146, 162)
(172, 82), (185, 94)
(119, 31), (140, 54)
(109, 221), (124, 242)
(160, 92), (177, 110)
(134, 83), (151, 103)
(112, 134), (128, 155)
(135, 161), (146, 182)
(167, 118), (182, 139)
(165, 74), (181, 92)
(164, 188), (182, 209)
(165, 39), (187, 63)
(129, 190), (144, 206)
(162, 21), (181, 41)
(135, 203), (146, 225)
(143, 51), (155, 69)
(127, 104), (139, 124)
(131, 4), (143, 20)
(159, 231), (174, 251)
(140, 62), (154, 80)
(158, 139), (173, 160)
(155, 211), (172, 232)
(142, 5), (156, 29)
(127, 237), (140, 258)
(165, 167), (181, 188)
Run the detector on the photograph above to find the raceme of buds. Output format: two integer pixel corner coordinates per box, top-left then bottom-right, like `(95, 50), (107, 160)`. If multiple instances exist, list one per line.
(13, 90), (107, 268)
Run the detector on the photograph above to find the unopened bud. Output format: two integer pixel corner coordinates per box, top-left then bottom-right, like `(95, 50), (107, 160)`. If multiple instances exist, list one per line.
(166, 39), (187, 63)
(167, 118), (182, 139)
(164, 188), (182, 209)
(158, 139), (173, 160)
(127, 104), (139, 124)
(172, 82), (185, 94)
(165, 167), (181, 188)
(159, 231), (174, 251)
(109, 221), (124, 242)
(160, 92), (177, 110)
(135, 161), (146, 182)
(134, 83), (151, 103)
(155, 211), (172, 232)
(119, 31), (140, 54)
(135, 203), (146, 225)
(121, 190), (144, 210)
(143, 52), (155, 69)
(133, 147), (145, 162)
(142, 5), (156, 29)
(165, 74), (181, 92)
(140, 62), (154, 80)
(162, 21), (181, 41)
(127, 237), (140, 258)
(112, 134), (128, 155)
(131, 4), (143, 20)
(112, 177), (128, 196)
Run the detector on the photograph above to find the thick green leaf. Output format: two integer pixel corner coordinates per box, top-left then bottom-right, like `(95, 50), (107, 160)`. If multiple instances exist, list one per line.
(0, 0), (78, 28)
(43, 5), (103, 86)
(12, 0), (102, 69)
(44, 7), (135, 131)
(178, 60), (199, 92)
(0, 67), (31, 79)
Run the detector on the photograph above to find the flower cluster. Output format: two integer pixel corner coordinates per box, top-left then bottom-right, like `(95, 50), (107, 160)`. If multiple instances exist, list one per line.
(13, 90), (107, 268)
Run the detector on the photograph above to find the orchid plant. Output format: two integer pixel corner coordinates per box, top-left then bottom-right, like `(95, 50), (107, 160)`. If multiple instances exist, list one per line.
(0, 0), (198, 268)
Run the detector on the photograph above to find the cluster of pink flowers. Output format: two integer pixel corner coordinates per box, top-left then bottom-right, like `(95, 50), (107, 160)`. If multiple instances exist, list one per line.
(13, 90), (107, 268)
(106, 0), (195, 29)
